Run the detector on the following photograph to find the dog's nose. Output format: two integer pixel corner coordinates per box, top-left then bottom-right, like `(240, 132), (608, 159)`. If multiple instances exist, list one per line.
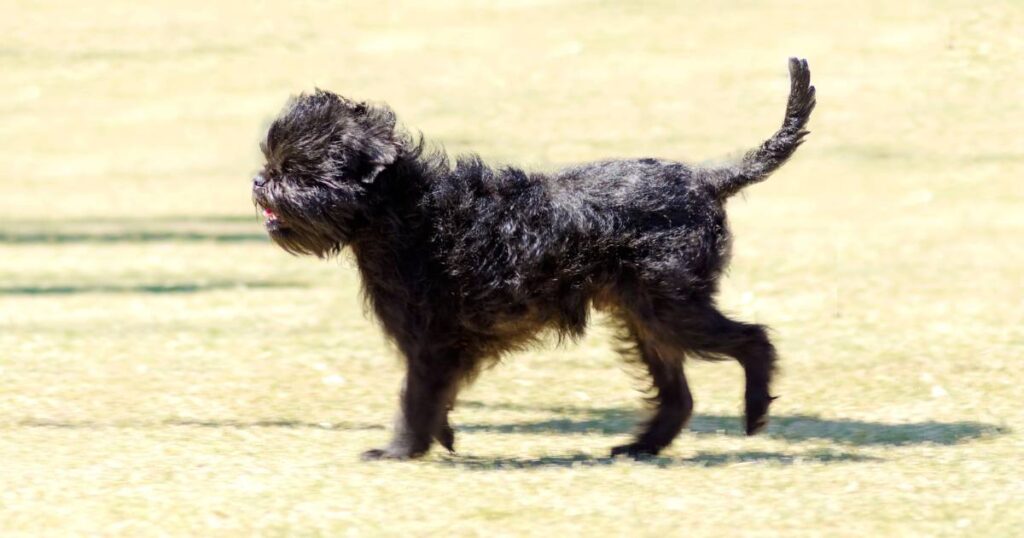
(253, 173), (268, 188)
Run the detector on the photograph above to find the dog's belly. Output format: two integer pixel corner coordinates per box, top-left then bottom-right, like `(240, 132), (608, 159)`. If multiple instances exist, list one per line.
(453, 273), (598, 344)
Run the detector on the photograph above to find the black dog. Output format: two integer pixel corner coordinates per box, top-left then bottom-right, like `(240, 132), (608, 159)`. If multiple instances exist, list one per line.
(253, 58), (815, 460)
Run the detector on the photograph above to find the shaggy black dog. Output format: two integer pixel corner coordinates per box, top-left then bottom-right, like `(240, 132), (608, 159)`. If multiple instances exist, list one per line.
(253, 58), (815, 460)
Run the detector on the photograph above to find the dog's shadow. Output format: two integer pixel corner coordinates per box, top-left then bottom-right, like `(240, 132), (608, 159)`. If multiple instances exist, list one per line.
(435, 400), (1006, 469)
(19, 405), (1005, 449)
(15, 402), (1006, 470)
(456, 401), (1006, 447)
(438, 449), (881, 470)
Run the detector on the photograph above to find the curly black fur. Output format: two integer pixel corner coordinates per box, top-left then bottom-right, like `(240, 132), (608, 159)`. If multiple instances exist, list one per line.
(253, 58), (815, 460)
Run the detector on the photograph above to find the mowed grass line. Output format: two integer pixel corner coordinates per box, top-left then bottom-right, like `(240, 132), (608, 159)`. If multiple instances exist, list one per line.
(2, 0), (1023, 536)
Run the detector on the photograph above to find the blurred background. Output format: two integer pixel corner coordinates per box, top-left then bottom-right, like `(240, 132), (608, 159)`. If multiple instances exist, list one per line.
(1, 1), (1022, 535)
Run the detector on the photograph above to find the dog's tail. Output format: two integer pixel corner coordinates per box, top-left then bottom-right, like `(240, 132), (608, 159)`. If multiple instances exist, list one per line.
(705, 58), (815, 199)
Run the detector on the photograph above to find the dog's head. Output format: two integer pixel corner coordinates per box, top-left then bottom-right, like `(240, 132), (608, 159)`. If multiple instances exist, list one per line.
(253, 90), (404, 257)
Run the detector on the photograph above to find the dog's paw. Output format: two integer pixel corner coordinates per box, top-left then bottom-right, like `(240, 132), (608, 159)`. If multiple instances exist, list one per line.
(360, 447), (417, 461)
(436, 424), (455, 454)
(745, 414), (769, 436)
(610, 442), (661, 459)
(745, 393), (778, 435)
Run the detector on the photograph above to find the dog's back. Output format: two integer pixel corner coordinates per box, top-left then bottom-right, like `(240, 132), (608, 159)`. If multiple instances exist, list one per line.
(440, 57), (816, 330)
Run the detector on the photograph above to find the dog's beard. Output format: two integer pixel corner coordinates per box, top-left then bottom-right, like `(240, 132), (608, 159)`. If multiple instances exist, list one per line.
(263, 212), (347, 258)
(254, 188), (354, 258)
(272, 230), (343, 258)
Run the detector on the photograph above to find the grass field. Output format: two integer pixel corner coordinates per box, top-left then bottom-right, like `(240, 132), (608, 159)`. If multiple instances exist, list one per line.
(2, 0), (1023, 535)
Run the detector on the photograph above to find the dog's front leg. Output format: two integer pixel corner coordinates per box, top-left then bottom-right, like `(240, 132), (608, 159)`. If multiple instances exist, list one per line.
(361, 357), (460, 461)
(435, 401), (456, 453)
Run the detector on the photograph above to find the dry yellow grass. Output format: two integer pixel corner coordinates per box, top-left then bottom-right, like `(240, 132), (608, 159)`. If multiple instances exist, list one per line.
(1, 1), (1022, 536)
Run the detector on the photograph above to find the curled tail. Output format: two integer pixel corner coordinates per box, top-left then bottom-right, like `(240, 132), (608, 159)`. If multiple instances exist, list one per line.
(708, 57), (816, 199)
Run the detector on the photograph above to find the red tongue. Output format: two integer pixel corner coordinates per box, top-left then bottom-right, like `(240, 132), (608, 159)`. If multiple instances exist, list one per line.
(263, 208), (276, 219)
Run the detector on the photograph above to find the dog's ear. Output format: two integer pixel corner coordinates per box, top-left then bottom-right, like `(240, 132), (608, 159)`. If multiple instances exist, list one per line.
(353, 102), (402, 184)
(357, 134), (400, 184)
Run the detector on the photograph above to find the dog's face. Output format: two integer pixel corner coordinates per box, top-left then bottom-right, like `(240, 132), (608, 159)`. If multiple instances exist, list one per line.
(253, 90), (401, 257)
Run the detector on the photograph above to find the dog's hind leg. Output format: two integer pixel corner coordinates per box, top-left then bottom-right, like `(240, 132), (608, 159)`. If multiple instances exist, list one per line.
(611, 320), (693, 458)
(696, 308), (778, 435)
(643, 300), (778, 436)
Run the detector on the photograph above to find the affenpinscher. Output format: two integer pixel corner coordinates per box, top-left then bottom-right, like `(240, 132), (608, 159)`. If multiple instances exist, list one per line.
(253, 58), (815, 460)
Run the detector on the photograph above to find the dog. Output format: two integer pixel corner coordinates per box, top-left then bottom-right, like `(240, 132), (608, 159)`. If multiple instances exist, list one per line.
(252, 58), (815, 460)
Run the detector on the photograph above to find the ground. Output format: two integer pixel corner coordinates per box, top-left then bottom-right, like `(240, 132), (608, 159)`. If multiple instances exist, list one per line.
(1, 0), (1022, 536)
